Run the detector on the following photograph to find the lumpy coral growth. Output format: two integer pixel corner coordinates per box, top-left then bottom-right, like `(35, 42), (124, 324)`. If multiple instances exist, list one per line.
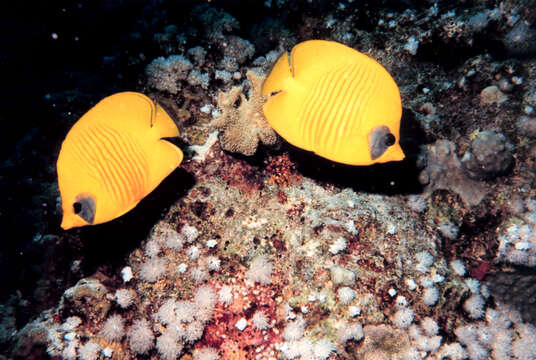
(212, 70), (277, 156)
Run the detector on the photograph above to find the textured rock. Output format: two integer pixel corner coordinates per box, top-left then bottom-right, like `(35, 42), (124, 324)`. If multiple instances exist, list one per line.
(503, 21), (536, 57)
(461, 130), (514, 180)
(487, 271), (536, 324)
(11, 322), (50, 358)
(480, 85), (507, 105)
(419, 140), (487, 207)
(8, 1), (536, 358)
(517, 116), (536, 138)
(62, 278), (110, 323)
(356, 324), (416, 360)
(523, 85), (536, 109)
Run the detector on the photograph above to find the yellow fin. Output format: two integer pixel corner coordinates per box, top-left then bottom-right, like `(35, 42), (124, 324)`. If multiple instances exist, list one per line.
(262, 50), (311, 150)
(57, 91), (185, 229)
(88, 92), (179, 140)
(145, 101), (183, 192)
(262, 91), (310, 150)
(146, 139), (184, 192)
(152, 103), (180, 139)
(262, 51), (291, 96)
(261, 40), (404, 166)
(88, 92), (155, 134)
(290, 40), (358, 80)
(91, 91), (183, 187)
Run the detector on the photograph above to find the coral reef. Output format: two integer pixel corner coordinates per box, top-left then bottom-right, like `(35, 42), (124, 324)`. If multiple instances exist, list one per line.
(418, 140), (487, 207)
(212, 70), (278, 156)
(5, 0), (536, 359)
(503, 21), (536, 57)
(146, 55), (193, 94)
(357, 324), (416, 359)
(461, 130), (514, 180)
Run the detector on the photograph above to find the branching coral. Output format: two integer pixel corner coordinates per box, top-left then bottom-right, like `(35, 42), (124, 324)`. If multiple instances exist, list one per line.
(212, 70), (277, 156)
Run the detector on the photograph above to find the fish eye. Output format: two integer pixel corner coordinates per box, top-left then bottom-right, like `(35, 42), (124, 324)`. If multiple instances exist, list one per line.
(73, 202), (82, 214)
(369, 125), (395, 160)
(73, 194), (96, 224)
(384, 133), (395, 147)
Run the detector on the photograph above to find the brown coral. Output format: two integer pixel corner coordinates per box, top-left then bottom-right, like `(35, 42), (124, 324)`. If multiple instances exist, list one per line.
(212, 70), (277, 156)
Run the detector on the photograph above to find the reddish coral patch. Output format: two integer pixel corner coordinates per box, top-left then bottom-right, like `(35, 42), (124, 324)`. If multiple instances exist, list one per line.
(471, 262), (490, 280)
(266, 154), (300, 186)
(198, 275), (282, 358)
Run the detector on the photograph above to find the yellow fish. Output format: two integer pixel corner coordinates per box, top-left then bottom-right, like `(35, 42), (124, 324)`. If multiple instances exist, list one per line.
(262, 40), (404, 166)
(57, 92), (183, 229)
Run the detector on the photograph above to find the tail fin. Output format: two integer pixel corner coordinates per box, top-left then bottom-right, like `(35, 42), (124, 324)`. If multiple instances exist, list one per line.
(262, 51), (291, 96)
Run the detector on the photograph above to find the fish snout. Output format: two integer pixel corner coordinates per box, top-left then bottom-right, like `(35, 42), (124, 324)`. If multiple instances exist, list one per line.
(60, 214), (77, 230)
(60, 210), (91, 230)
(384, 143), (405, 162)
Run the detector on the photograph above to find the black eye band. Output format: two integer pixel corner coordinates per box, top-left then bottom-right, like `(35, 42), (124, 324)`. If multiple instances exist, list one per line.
(369, 125), (395, 160)
(73, 202), (82, 214)
(384, 133), (396, 147)
(73, 194), (96, 224)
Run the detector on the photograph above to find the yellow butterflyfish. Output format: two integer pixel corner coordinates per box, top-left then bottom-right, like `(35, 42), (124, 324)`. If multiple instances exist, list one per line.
(57, 92), (183, 229)
(262, 40), (404, 166)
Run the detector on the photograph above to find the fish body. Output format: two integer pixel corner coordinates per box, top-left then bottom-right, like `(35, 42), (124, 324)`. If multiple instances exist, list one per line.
(262, 40), (404, 166)
(57, 92), (183, 229)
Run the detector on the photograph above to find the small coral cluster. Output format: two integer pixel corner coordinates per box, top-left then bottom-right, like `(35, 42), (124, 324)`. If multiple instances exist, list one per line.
(145, 3), (266, 100)
(13, 222), (227, 360)
(454, 303), (536, 360)
(212, 70), (278, 156)
(146, 55), (197, 94)
(497, 199), (536, 267)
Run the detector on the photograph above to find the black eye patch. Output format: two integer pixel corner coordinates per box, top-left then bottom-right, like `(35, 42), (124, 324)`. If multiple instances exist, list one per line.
(369, 126), (396, 160)
(384, 133), (396, 147)
(73, 194), (96, 224)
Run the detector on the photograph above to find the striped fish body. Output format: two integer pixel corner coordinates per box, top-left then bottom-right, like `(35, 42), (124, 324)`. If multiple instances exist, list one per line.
(262, 40), (404, 166)
(57, 92), (183, 229)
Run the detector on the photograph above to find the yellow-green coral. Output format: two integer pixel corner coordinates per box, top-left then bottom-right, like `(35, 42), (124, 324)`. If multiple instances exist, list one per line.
(212, 70), (277, 156)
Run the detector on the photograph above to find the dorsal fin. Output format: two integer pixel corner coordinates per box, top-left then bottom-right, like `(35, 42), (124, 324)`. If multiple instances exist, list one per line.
(79, 92), (180, 141)
(262, 51), (291, 96)
(152, 103), (180, 139)
(78, 92), (155, 134)
(290, 40), (359, 81)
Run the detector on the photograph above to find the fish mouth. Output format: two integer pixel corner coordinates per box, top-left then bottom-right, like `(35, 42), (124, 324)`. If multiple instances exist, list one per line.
(60, 214), (77, 230)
